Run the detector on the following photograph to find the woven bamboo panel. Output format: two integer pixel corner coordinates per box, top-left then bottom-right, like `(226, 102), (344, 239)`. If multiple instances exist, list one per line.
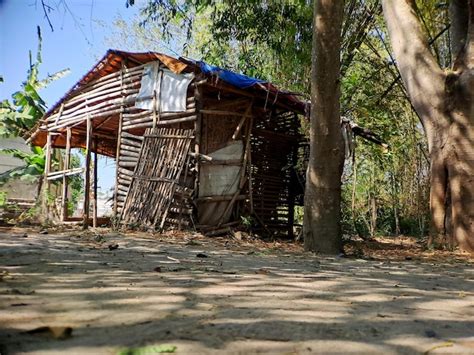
(121, 127), (193, 229)
(250, 110), (301, 234)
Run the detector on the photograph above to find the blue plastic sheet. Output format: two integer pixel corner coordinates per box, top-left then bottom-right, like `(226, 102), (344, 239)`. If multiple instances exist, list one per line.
(197, 61), (266, 89)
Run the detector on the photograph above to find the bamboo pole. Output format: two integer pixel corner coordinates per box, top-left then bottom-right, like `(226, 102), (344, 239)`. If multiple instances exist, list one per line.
(82, 116), (92, 229)
(93, 137), (98, 228)
(193, 80), (203, 200)
(43, 132), (52, 221)
(232, 101), (253, 140)
(114, 65), (125, 217)
(61, 127), (71, 222)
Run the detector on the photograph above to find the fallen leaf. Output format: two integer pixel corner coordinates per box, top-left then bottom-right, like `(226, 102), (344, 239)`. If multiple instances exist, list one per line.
(118, 344), (177, 355)
(424, 341), (454, 354)
(25, 326), (73, 339)
(166, 256), (181, 263)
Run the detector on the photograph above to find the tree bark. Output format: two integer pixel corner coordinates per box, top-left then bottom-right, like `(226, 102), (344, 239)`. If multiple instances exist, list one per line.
(382, 0), (474, 252)
(303, 0), (345, 254)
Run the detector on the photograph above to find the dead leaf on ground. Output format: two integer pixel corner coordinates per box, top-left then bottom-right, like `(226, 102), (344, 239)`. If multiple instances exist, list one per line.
(24, 326), (73, 339)
(108, 244), (119, 251)
(424, 341), (454, 354)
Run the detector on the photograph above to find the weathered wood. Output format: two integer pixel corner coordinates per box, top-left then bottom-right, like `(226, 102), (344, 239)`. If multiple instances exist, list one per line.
(201, 109), (253, 117)
(232, 101), (253, 140)
(83, 116), (92, 229)
(123, 109), (196, 124)
(61, 128), (71, 222)
(47, 168), (84, 180)
(93, 138), (98, 228)
(123, 115), (197, 130)
(194, 82), (203, 199)
(196, 195), (247, 202)
(121, 127), (194, 230)
(114, 67), (126, 217)
(121, 131), (144, 141)
(201, 159), (242, 166)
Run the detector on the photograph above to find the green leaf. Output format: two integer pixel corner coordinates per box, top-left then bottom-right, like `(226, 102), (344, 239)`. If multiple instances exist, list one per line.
(117, 344), (177, 355)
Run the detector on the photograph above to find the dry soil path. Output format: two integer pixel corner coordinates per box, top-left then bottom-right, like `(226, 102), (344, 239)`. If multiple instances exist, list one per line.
(0, 228), (473, 354)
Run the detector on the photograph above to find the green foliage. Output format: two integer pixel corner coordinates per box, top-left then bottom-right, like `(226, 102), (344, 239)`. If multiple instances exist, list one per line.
(0, 191), (6, 207)
(67, 153), (83, 215)
(0, 26), (69, 138)
(0, 146), (46, 185)
(127, 0), (439, 238)
(118, 344), (177, 355)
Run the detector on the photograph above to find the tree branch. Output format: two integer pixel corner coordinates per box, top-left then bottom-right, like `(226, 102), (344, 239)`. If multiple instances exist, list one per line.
(40, 0), (54, 32)
(382, 0), (445, 129)
(449, 0), (469, 58)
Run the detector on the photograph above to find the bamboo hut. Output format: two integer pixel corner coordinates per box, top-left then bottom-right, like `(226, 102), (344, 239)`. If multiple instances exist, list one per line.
(28, 50), (307, 235)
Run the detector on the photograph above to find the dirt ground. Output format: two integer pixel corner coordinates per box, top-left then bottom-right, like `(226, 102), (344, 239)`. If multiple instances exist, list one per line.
(0, 227), (473, 354)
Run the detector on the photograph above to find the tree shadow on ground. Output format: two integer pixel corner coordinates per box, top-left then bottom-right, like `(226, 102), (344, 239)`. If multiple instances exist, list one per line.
(0, 228), (473, 354)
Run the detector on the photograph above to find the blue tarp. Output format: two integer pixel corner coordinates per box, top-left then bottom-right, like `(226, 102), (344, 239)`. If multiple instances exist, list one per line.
(197, 61), (266, 89)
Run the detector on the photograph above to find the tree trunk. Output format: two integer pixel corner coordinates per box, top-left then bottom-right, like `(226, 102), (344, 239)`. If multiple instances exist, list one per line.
(303, 0), (345, 254)
(382, 0), (474, 252)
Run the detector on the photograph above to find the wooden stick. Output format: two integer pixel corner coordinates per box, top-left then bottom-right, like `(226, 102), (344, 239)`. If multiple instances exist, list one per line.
(82, 116), (92, 229)
(43, 132), (52, 220)
(196, 194), (247, 202)
(113, 68), (125, 217)
(61, 128), (71, 221)
(193, 81), (203, 200)
(123, 115), (197, 130)
(93, 137), (98, 228)
(232, 101), (253, 140)
(201, 109), (254, 117)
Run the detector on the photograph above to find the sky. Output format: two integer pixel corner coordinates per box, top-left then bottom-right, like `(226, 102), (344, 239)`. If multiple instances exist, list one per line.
(0, 0), (144, 200)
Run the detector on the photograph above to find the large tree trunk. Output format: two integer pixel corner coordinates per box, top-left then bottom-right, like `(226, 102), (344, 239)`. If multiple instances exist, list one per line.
(382, 0), (474, 252)
(303, 0), (345, 254)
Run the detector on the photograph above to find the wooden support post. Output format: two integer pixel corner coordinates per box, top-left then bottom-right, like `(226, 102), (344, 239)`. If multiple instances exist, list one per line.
(113, 64), (125, 217)
(61, 128), (71, 221)
(83, 116), (92, 229)
(43, 132), (52, 220)
(287, 141), (299, 238)
(193, 79), (203, 199)
(93, 137), (98, 228)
